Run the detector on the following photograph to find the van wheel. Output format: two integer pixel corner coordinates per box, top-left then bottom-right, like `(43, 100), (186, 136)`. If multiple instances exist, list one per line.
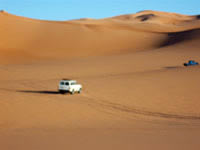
(70, 90), (75, 95)
(78, 88), (82, 94)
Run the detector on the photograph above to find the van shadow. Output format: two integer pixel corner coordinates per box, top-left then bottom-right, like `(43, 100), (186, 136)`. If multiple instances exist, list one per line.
(17, 90), (61, 95)
(163, 66), (182, 69)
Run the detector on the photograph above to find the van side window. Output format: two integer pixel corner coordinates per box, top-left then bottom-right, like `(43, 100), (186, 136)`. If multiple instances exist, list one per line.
(65, 82), (69, 85)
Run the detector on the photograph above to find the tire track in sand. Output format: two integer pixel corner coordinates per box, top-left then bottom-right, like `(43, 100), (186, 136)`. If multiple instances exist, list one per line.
(81, 92), (200, 121)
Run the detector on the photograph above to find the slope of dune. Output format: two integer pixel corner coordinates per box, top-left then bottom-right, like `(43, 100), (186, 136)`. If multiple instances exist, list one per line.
(0, 10), (164, 64)
(0, 10), (200, 64)
(1, 10), (200, 150)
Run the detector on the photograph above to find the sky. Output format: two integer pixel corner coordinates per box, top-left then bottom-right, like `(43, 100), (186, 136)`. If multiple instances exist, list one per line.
(1, 0), (200, 20)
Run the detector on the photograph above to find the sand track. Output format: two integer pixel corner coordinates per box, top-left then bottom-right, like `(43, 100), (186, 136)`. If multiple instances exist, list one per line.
(81, 93), (200, 121)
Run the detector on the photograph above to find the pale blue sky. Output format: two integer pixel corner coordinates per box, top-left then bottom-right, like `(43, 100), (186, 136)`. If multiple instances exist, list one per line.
(1, 0), (200, 20)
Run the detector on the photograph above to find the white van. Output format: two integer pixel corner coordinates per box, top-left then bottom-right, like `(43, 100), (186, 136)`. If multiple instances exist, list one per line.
(58, 79), (82, 94)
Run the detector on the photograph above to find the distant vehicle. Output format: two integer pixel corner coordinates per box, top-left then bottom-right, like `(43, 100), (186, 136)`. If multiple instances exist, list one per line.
(58, 79), (82, 94)
(183, 60), (199, 66)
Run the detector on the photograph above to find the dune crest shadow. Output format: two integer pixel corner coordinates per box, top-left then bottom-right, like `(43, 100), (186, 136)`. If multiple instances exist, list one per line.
(160, 29), (200, 47)
(17, 90), (60, 95)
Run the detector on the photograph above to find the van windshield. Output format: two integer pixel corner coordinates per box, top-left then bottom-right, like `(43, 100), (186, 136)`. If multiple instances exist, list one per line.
(60, 82), (69, 85)
(60, 82), (64, 85)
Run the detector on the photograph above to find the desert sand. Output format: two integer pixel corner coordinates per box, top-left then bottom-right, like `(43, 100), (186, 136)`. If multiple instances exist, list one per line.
(0, 10), (200, 150)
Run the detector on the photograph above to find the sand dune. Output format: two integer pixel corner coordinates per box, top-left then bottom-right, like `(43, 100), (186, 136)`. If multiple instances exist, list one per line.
(1, 10), (200, 150)
(1, 10), (200, 64)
